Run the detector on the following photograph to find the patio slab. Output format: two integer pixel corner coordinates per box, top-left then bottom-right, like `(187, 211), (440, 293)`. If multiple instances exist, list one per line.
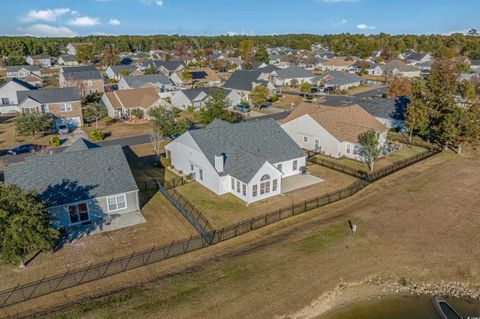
(281, 174), (324, 194)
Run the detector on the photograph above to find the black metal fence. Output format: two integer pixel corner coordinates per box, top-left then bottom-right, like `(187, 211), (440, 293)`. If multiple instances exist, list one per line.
(137, 177), (187, 191)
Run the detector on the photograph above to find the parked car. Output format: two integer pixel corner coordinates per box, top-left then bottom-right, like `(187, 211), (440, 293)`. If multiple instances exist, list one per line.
(57, 124), (69, 135)
(234, 103), (250, 113)
(7, 144), (39, 155)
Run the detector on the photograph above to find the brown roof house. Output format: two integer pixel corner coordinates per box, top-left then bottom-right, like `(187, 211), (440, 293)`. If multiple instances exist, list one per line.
(100, 87), (172, 119)
(281, 103), (388, 161)
(171, 67), (222, 88)
(17, 87), (83, 129)
(316, 58), (356, 71)
(59, 66), (105, 97)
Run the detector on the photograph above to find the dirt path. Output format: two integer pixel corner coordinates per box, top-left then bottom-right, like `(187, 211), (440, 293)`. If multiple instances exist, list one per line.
(3, 151), (480, 319)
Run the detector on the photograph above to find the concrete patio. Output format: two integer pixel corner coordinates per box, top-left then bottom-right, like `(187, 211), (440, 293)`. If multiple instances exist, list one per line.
(281, 174), (324, 194)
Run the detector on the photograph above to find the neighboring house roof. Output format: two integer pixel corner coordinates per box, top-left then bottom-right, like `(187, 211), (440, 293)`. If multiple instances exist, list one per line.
(149, 60), (185, 72)
(223, 70), (266, 91)
(469, 59), (480, 66)
(0, 77), (37, 91)
(273, 66), (313, 79)
(122, 73), (174, 88)
(225, 57), (244, 65)
(17, 87), (81, 105)
(381, 60), (420, 73)
(269, 54), (282, 60)
(313, 71), (363, 86)
(282, 103), (387, 143)
(103, 87), (162, 109)
(187, 118), (304, 183)
(61, 66), (103, 81)
(251, 61), (266, 69)
(185, 68), (221, 82)
(4, 139), (138, 207)
(257, 65), (281, 73)
(416, 60), (434, 68)
(59, 55), (77, 62)
(318, 58), (355, 67)
(404, 51), (429, 61)
(179, 87), (232, 102)
(6, 65), (41, 72)
(108, 65), (138, 75)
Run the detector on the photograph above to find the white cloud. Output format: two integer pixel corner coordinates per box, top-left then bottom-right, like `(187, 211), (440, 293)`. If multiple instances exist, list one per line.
(226, 31), (237, 36)
(20, 8), (71, 22)
(20, 24), (76, 37)
(109, 19), (121, 26)
(356, 23), (375, 30)
(140, 0), (164, 7)
(68, 16), (100, 27)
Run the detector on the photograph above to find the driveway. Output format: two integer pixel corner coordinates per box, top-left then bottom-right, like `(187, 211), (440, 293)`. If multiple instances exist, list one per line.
(281, 174), (324, 194)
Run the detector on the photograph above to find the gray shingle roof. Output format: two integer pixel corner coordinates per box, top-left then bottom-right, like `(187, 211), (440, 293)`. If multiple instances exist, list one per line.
(273, 66), (313, 79)
(223, 70), (265, 91)
(17, 87), (81, 104)
(61, 66), (103, 81)
(188, 119), (304, 183)
(108, 65), (138, 75)
(122, 74), (174, 88)
(0, 78), (37, 90)
(60, 55), (76, 62)
(4, 139), (138, 207)
(6, 65), (41, 72)
(148, 60), (185, 71)
(313, 71), (363, 86)
(180, 87), (231, 102)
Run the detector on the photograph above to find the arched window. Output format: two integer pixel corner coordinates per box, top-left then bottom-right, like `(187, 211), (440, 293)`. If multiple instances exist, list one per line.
(260, 174), (270, 181)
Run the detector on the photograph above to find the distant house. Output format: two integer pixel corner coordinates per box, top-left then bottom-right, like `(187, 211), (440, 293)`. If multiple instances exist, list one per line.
(268, 54), (283, 65)
(105, 65), (141, 80)
(101, 87), (171, 119)
(469, 60), (480, 71)
(380, 60), (421, 78)
(270, 66), (314, 86)
(66, 43), (91, 56)
(281, 103), (388, 161)
(145, 60), (185, 75)
(0, 78), (36, 114)
(171, 87), (241, 111)
(59, 66), (105, 96)
(17, 87), (83, 129)
(165, 119), (306, 204)
(118, 74), (176, 92)
(400, 51), (432, 64)
(25, 55), (52, 68)
(58, 55), (79, 66)
(4, 138), (142, 236)
(6, 65), (42, 78)
(171, 68), (221, 87)
(312, 71), (363, 91)
(347, 61), (383, 75)
(316, 58), (356, 72)
(224, 57), (244, 70)
(223, 70), (275, 100)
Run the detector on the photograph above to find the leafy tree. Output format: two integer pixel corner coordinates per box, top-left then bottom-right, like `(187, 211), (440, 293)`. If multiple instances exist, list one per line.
(76, 43), (95, 64)
(6, 54), (25, 66)
(0, 183), (58, 265)
(130, 108), (144, 119)
(143, 67), (156, 75)
(254, 45), (269, 63)
(468, 51), (480, 60)
(148, 106), (190, 138)
(83, 104), (107, 129)
(358, 130), (382, 172)
(89, 129), (104, 141)
(388, 77), (412, 98)
(299, 82), (312, 97)
(250, 85), (270, 107)
(468, 29), (479, 36)
(181, 68), (193, 82)
(15, 114), (52, 139)
(119, 69), (131, 77)
(101, 43), (119, 66)
(290, 78), (299, 88)
(239, 40), (254, 69)
(49, 136), (61, 147)
(200, 90), (235, 125)
(404, 100), (430, 142)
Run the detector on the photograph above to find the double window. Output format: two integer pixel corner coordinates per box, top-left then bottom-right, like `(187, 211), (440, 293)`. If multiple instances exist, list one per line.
(199, 169), (204, 181)
(260, 174), (271, 195)
(242, 184), (246, 196)
(293, 160), (298, 171)
(60, 103), (72, 112)
(303, 136), (308, 142)
(1, 97), (9, 105)
(68, 203), (89, 224)
(107, 194), (127, 212)
(236, 180), (240, 193)
(231, 177), (235, 190)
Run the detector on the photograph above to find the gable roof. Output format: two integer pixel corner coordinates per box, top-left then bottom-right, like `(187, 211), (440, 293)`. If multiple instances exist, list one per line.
(380, 60), (419, 73)
(179, 87), (232, 102)
(273, 66), (313, 79)
(184, 68), (221, 82)
(103, 87), (162, 109)
(187, 119), (304, 183)
(59, 55), (77, 62)
(223, 70), (266, 91)
(282, 103), (387, 143)
(313, 71), (363, 86)
(122, 73), (174, 88)
(6, 65), (41, 72)
(63, 138), (100, 152)
(403, 51), (429, 61)
(61, 66), (103, 81)
(17, 87), (81, 105)
(108, 65), (138, 75)
(148, 60), (185, 71)
(0, 77), (37, 91)
(4, 140), (138, 207)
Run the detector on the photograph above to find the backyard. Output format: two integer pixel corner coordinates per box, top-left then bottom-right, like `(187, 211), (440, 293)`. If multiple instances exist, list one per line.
(174, 164), (358, 228)
(81, 117), (152, 140)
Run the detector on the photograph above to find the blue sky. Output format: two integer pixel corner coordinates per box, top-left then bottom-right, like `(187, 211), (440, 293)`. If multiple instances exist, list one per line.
(1, 0), (479, 37)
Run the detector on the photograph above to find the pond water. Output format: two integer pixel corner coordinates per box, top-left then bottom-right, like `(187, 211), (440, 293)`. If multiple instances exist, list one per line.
(320, 295), (480, 319)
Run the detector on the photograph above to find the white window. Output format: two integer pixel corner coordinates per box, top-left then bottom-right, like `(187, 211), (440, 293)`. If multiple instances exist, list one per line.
(314, 139), (320, 149)
(242, 184), (246, 196)
(236, 180), (240, 193)
(252, 185), (258, 197)
(107, 194), (127, 212)
(346, 144), (351, 154)
(277, 164), (282, 172)
(260, 174), (271, 195)
(303, 136), (308, 142)
(60, 103), (72, 112)
(68, 203), (89, 224)
(293, 160), (298, 171)
(231, 177), (235, 190)
(199, 169), (204, 181)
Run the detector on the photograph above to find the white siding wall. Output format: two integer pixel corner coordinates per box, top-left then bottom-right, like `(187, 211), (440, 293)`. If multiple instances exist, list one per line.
(246, 162), (282, 203)
(0, 81), (32, 113)
(273, 156), (305, 178)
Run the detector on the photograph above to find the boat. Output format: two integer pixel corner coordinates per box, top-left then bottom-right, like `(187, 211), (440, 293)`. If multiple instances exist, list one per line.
(433, 296), (463, 319)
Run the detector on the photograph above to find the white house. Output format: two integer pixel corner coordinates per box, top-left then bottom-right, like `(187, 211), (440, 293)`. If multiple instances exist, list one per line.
(105, 65), (140, 80)
(118, 74), (176, 92)
(270, 66), (315, 86)
(0, 78), (36, 114)
(312, 71), (363, 91)
(25, 55), (51, 68)
(171, 87), (241, 111)
(380, 61), (421, 78)
(165, 119), (306, 204)
(281, 103), (388, 162)
(58, 55), (79, 66)
(6, 66), (42, 78)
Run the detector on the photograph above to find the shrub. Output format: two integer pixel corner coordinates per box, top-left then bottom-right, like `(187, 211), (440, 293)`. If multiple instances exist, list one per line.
(270, 95), (279, 103)
(89, 129), (104, 141)
(187, 105), (195, 113)
(104, 116), (118, 125)
(49, 136), (61, 147)
(130, 108), (144, 119)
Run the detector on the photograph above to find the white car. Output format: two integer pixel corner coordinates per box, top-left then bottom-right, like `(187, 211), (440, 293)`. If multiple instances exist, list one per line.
(57, 124), (69, 135)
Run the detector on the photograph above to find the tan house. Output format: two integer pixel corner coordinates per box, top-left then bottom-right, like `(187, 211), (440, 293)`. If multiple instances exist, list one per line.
(281, 103), (387, 161)
(59, 66), (104, 97)
(316, 58), (356, 71)
(100, 87), (171, 119)
(17, 87), (83, 129)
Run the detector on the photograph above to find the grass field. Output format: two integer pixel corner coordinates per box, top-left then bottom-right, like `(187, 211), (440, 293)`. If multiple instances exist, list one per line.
(0, 115), (52, 150)
(81, 118), (152, 140)
(174, 165), (357, 228)
(10, 150), (477, 319)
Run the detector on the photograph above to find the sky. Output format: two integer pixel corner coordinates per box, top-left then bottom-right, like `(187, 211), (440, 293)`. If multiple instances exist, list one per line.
(0, 0), (479, 37)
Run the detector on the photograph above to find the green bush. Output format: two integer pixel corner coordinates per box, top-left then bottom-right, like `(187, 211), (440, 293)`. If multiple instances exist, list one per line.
(187, 105), (195, 113)
(89, 129), (104, 141)
(104, 116), (118, 125)
(49, 136), (61, 147)
(270, 95), (279, 103)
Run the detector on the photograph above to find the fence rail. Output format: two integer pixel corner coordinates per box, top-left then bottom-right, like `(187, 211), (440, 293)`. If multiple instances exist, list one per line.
(0, 145), (442, 309)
